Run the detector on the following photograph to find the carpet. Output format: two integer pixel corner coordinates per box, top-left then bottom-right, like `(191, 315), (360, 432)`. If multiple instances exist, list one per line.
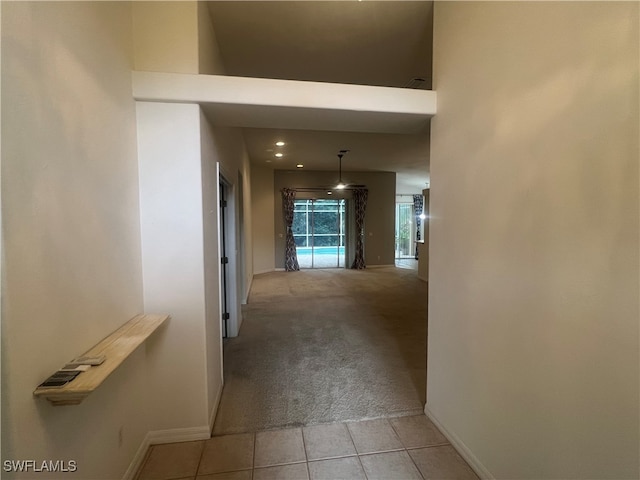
(212, 266), (427, 435)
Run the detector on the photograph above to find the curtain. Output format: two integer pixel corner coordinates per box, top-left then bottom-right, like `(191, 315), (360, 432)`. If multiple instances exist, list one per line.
(282, 188), (300, 271)
(351, 188), (368, 269)
(413, 194), (424, 260)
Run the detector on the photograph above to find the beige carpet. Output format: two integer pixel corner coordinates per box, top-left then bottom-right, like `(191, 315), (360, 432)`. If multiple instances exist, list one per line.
(212, 266), (427, 435)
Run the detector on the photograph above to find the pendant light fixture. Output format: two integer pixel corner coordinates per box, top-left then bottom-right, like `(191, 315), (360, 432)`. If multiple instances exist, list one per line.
(336, 149), (349, 189)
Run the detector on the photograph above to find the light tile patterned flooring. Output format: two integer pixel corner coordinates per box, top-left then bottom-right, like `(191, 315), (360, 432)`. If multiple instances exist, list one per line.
(135, 414), (479, 480)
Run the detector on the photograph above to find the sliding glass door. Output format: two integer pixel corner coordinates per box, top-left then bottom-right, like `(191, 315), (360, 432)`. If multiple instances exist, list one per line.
(395, 202), (415, 259)
(293, 199), (346, 268)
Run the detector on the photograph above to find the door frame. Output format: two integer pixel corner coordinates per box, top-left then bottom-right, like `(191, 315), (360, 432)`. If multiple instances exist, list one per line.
(218, 166), (240, 338)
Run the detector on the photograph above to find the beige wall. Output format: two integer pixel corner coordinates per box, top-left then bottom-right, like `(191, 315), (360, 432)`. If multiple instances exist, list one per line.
(132, 1), (225, 76)
(1, 2), (253, 477)
(1, 3), (149, 478)
(428, 2), (639, 478)
(198, 2), (226, 75)
(417, 189), (429, 282)
(273, 170), (396, 268)
(199, 118), (254, 329)
(132, 1), (198, 74)
(251, 166), (276, 274)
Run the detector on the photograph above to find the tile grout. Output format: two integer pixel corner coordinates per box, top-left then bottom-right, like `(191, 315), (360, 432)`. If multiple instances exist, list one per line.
(344, 421), (369, 480)
(142, 414), (459, 480)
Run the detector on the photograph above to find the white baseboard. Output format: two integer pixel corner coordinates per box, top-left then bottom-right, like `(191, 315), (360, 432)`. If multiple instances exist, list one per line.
(275, 268), (285, 272)
(147, 425), (211, 445)
(243, 276), (253, 304)
(253, 268), (276, 276)
(209, 382), (224, 432)
(122, 426), (211, 480)
(424, 405), (494, 480)
(122, 432), (152, 480)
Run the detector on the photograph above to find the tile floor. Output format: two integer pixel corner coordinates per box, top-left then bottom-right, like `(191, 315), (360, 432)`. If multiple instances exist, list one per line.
(135, 414), (479, 480)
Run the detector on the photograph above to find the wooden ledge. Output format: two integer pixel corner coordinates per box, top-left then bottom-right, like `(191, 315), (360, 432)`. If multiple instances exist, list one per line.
(34, 314), (169, 406)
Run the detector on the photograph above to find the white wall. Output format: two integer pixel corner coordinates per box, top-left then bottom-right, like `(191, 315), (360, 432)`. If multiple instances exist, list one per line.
(136, 102), (211, 435)
(1, 3), (150, 478)
(428, 2), (639, 478)
(199, 111), (224, 421)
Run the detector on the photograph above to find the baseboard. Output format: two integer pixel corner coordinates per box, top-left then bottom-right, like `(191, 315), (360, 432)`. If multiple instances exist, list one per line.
(424, 405), (494, 480)
(253, 268), (276, 276)
(275, 268), (285, 272)
(418, 274), (428, 283)
(243, 276), (253, 304)
(147, 425), (211, 445)
(209, 382), (224, 433)
(123, 424), (211, 479)
(367, 264), (396, 269)
(122, 432), (152, 480)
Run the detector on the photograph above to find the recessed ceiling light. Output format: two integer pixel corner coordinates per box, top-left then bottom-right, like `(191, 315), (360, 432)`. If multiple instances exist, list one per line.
(266, 160), (272, 163)
(327, 191), (333, 195)
(275, 141), (285, 147)
(296, 164), (304, 168)
(275, 153), (283, 158)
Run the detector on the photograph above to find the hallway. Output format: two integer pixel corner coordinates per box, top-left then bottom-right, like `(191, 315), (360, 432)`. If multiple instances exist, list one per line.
(134, 268), (480, 479)
(213, 267), (427, 435)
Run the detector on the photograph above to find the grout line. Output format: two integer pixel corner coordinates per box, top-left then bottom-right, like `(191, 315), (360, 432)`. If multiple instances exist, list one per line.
(299, 427), (311, 480)
(344, 421), (361, 455)
(356, 447), (407, 457)
(194, 439), (207, 478)
(308, 453), (360, 462)
(404, 445), (427, 480)
(386, 416), (405, 447)
(356, 452), (370, 480)
(251, 432), (256, 480)
(406, 442), (450, 450)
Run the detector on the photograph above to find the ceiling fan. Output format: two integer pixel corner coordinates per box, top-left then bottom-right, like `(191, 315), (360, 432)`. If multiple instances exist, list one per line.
(332, 150), (366, 191)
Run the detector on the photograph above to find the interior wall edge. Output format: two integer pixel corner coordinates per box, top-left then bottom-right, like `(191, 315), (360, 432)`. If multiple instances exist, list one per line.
(424, 405), (494, 480)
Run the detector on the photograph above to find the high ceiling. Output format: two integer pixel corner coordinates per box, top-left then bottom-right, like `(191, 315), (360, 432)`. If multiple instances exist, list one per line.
(207, 1), (434, 193)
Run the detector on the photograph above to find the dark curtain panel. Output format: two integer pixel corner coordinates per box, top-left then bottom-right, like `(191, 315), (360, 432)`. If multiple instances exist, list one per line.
(282, 188), (300, 271)
(351, 188), (369, 269)
(413, 194), (424, 260)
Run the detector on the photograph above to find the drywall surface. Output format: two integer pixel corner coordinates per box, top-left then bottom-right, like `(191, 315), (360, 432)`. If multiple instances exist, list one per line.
(199, 111), (224, 423)
(418, 189), (429, 282)
(428, 2), (639, 478)
(199, 117), (253, 309)
(273, 170), (396, 268)
(137, 102), (209, 431)
(199, 115), (253, 333)
(1, 2), (148, 478)
(132, 1), (198, 74)
(251, 166), (276, 274)
(132, 71), (435, 134)
(198, 2), (226, 75)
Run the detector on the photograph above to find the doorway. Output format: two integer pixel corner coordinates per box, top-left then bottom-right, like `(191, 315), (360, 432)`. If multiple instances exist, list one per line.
(219, 181), (230, 338)
(293, 199), (346, 269)
(395, 201), (416, 259)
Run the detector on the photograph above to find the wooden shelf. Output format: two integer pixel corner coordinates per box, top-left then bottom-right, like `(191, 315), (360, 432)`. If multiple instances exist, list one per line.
(33, 314), (169, 406)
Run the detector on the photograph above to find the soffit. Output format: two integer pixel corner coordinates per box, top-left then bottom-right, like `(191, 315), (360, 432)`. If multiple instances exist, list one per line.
(204, 1), (433, 194)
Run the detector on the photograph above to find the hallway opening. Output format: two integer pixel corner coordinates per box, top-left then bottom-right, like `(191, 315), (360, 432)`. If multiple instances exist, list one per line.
(213, 266), (427, 435)
(293, 199), (347, 269)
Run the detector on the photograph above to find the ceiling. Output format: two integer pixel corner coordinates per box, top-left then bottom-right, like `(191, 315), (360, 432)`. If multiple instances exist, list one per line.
(207, 1), (434, 193)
